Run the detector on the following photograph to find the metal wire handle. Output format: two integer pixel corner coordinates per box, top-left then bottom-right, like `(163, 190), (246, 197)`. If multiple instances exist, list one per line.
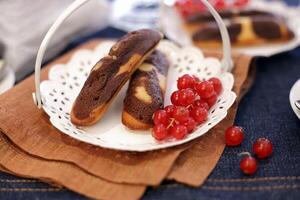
(33, 0), (232, 108)
(197, 0), (233, 72)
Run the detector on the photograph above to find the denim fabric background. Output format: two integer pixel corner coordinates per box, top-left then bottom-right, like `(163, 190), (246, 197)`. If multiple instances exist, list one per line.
(1, 0), (300, 199)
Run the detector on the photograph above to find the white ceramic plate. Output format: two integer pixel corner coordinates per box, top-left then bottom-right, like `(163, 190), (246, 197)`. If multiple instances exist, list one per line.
(40, 40), (236, 152)
(289, 79), (300, 120)
(161, 0), (300, 57)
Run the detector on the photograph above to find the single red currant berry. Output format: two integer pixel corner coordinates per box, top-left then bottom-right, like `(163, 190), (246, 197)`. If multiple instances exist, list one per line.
(177, 74), (195, 89)
(173, 106), (190, 123)
(170, 124), (188, 140)
(178, 88), (196, 106)
(194, 99), (210, 110)
(153, 110), (169, 126)
(204, 92), (217, 108)
(152, 124), (168, 141)
(190, 106), (208, 124)
(209, 77), (223, 95)
(164, 105), (176, 117)
(225, 126), (244, 146)
(194, 81), (215, 99)
(182, 117), (196, 133)
(171, 91), (180, 106)
(253, 138), (273, 159)
(214, 0), (227, 9)
(233, 0), (249, 7)
(240, 156), (258, 175)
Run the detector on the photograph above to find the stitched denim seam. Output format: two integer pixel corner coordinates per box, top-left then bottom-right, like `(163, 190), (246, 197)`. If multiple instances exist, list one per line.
(207, 176), (300, 183)
(0, 179), (38, 183)
(1, 176), (299, 184)
(0, 188), (63, 192)
(201, 185), (300, 191)
(162, 184), (300, 191)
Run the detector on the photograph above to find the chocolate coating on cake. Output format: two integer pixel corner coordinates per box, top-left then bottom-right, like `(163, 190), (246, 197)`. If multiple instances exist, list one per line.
(192, 22), (242, 42)
(72, 29), (162, 120)
(187, 9), (274, 23)
(252, 18), (282, 39)
(192, 16), (294, 43)
(123, 50), (169, 125)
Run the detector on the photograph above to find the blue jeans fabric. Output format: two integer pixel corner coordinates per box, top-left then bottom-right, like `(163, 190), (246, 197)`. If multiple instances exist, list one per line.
(1, 1), (300, 199)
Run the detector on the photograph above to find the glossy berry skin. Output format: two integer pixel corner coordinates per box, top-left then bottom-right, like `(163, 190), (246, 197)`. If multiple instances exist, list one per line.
(214, 0), (227, 10)
(182, 117), (196, 133)
(204, 92), (217, 108)
(194, 99), (210, 111)
(153, 110), (169, 126)
(194, 81), (215, 99)
(233, 0), (249, 7)
(152, 124), (168, 140)
(225, 126), (244, 146)
(190, 106), (208, 124)
(171, 91), (180, 106)
(173, 106), (189, 123)
(240, 156), (258, 175)
(209, 77), (222, 95)
(178, 88), (196, 106)
(253, 138), (273, 159)
(177, 74), (195, 90)
(165, 105), (176, 117)
(170, 124), (188, 140)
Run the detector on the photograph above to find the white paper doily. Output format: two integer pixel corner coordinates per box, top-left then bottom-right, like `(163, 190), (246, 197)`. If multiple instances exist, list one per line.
(162, 0), (300, 57)
(40, 40), (236, 151)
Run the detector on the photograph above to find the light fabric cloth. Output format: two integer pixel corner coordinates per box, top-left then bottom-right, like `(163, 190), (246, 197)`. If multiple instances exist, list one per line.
(0, 0), (110, 80)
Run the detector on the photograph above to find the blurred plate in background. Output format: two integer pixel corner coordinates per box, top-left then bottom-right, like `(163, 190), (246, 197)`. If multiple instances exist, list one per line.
(161, 0), (300, 57)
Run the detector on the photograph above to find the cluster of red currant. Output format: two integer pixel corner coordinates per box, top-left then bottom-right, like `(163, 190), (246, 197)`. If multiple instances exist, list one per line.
(175, 0), (250, 18)
(152, 74), (223, 141)
(225, 126), (273, 175)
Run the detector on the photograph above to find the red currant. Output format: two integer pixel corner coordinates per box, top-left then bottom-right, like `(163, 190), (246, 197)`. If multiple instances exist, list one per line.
(240, 156), (258, 175)
(253, 138), (273, 159)
(214, 0), (227, 10)
(173, 106), (189, 123)
(152, 124), (168, 140)
(153, 110), (169, 126)
(182, 117), (196, 133)
(209, 77), (222, 95)
(177, 74), (195, 90)
(178, 88), (196, 106)
(194, 99), (210, 110)
(164, 105), (176, 117)
(171, 91), (180, 106)
(225, 126), (244, 146)
(170, 124), (188, 140)
(204, 92), (217, 108)
(233, 0), (249, 8)
(194, 81), (215, 99)
(190, 106), (208, 124)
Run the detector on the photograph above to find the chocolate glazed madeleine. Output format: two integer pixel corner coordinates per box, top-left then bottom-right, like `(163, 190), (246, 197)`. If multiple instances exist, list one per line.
(192, 16), (294, 48)
(122, 50), (169, 130)
(71, 29), (163, 126)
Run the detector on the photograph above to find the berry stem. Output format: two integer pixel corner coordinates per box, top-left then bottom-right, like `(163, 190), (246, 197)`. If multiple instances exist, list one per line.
(167, 118), (175, 129)
(238, 152), (251, 157)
